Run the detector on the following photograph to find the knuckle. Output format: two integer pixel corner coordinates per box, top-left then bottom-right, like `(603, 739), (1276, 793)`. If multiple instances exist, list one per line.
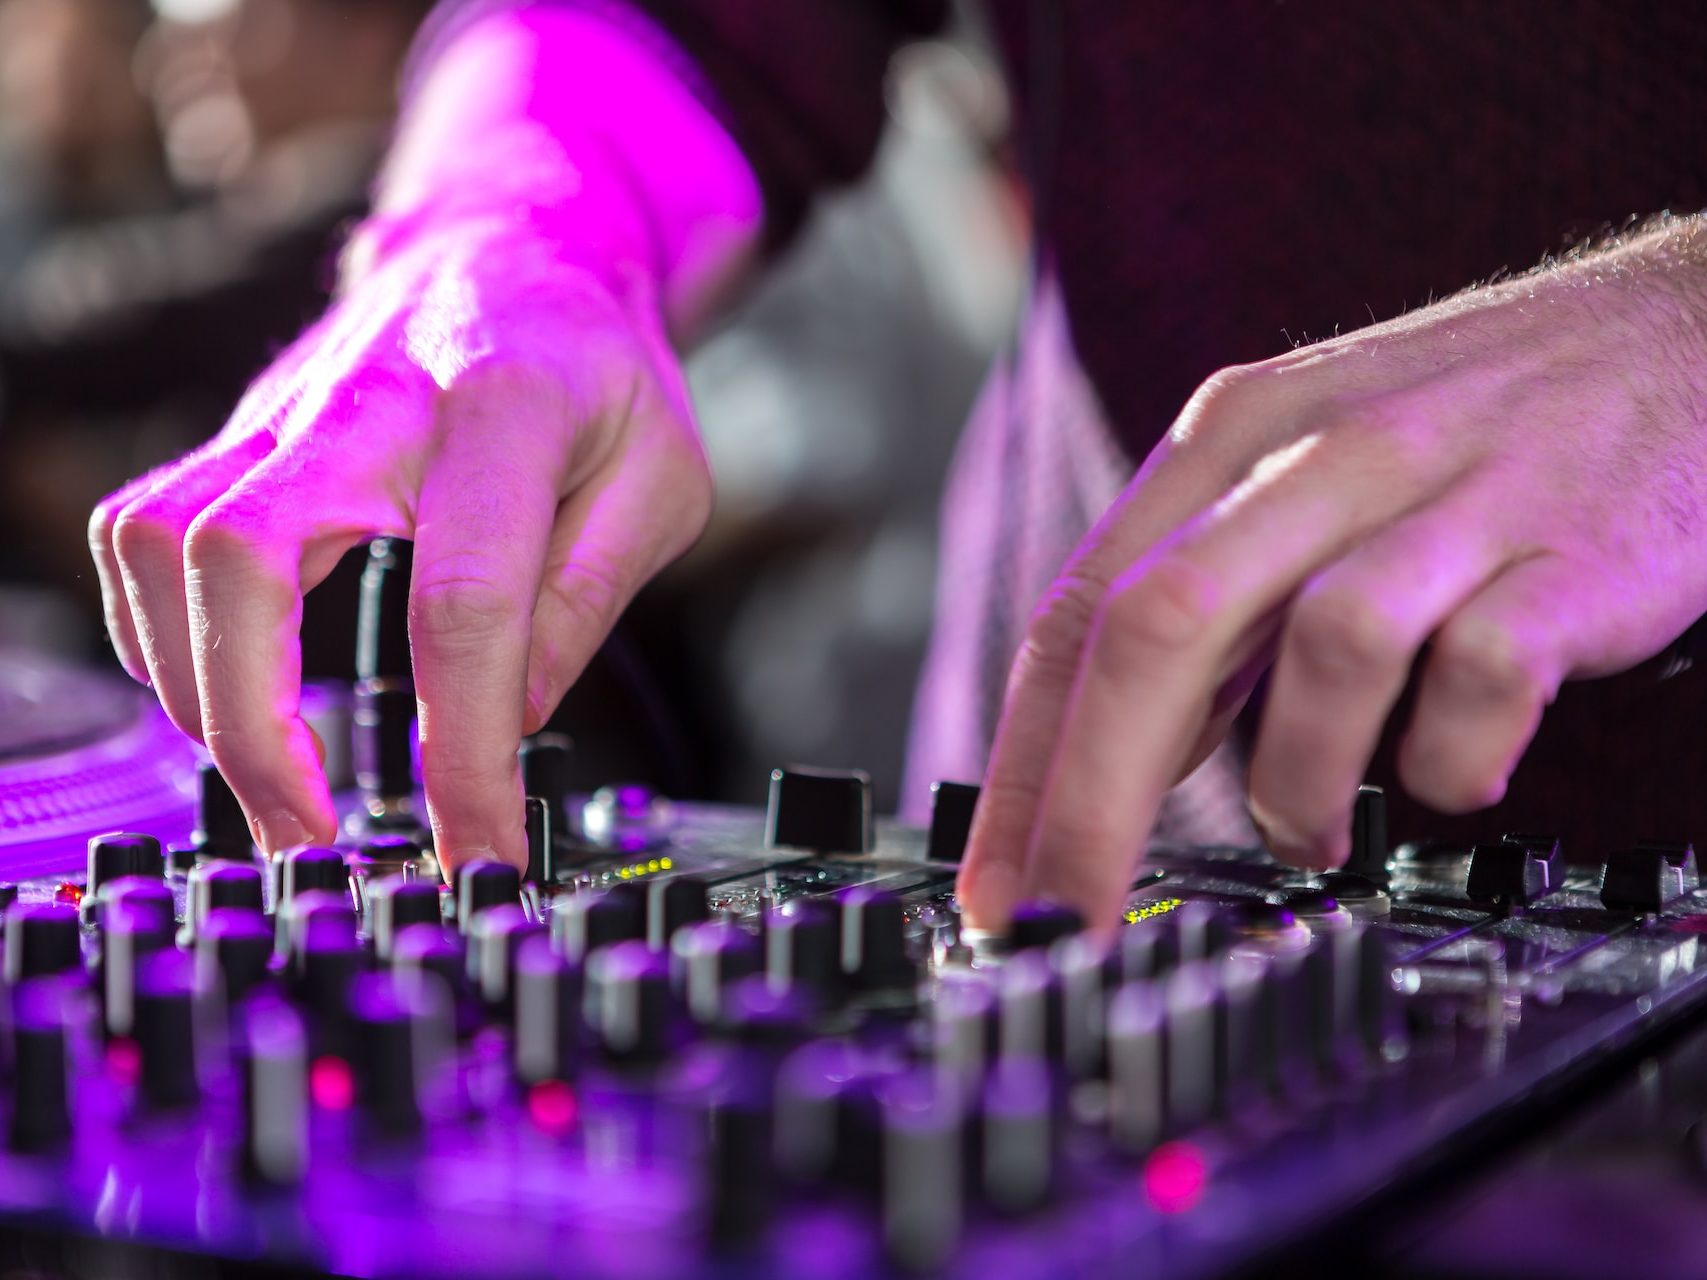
(1430, 615), (1549, 706)
(1094, 557), (1219, 676)
(1189, 363), (1265, 417)
(410, 573), (526, 647)
(111, 503), (184, 572)
(441, 353), (561, 410)
(1287, 589), (1410, 686)
(182, 505), (255, 572)
(545, 559), (628, 636)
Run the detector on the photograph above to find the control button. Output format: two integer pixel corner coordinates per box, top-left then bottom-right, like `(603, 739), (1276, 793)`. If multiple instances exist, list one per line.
(367, 876), (443, 960)
(670, 921), (762, 1025)
(195, 762), (253, 859)
(774, 1040), (884, 1189)
(980, 1056), (1055, 1214)
(195, 909), (275, 1004)
(134, 951), (200, 1110)
(931, 973), (998, 1086)
(10, 980), (73, 1152)
(237, 1001), (308, 1186)
(281, 847), (351, 906)
(5, 902), (81, 983)
(764, 902), (842, 1007)
(285, 905), (363, 1050)
(647, 875), (710, 950)
(586, 941), (677, 1065)
(391, 926), (478, 1039)
(703, 1079), (774, 1249)
(1267, 886), (1341, 917)
(1112, 916), (1180, 983)
(353, 688), (418, 825)
(349, 972), (447, 1140)
(581, 784), (675, 851)
(101, 900), (172, 1038)
(551, 885), (646, 960)
(997, 952), (1061, 1064)
(1346, 784), (1390, 884)
(524, 796), (552, 885)
(1602, 841), (1699, 913)
(355, 537), (413, 681)
(189, 863), (264, 938)
(513, 936), (584, 1084)
(880, 1069), (965, 1272)
(838, 887), (915, 993)
(1007, 901), (1083, 953)
(765, 766), (873, 854)
(1215, 954), (1268, 1115)
(97, 877), (175, 940)
(1314, 871), (1391, 919)
(714, 977), (811, 1056)
(1050, 935), (1109, 1081)
(1164, 962), (1219, 1131)
(1467, 836), (1561, 907)
(276, 889), (358, 964)
(166, 843), (198, 876)
(469, 904), (545, 1013)
(925, 781), (979, 863)
(521, 733), (573, 820)
(456, 858), (521, 931)
(87, 833), (163, 897)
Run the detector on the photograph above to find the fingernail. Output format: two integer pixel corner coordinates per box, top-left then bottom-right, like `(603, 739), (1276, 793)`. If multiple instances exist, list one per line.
(253, 810), (310, 854)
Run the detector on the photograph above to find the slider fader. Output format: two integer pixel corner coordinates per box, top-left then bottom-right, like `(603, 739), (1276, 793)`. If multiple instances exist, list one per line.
(3, 739), (1707, 1279)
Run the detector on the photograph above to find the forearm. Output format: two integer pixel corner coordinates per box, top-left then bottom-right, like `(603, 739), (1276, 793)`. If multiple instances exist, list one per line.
(343, 5), (765, 337)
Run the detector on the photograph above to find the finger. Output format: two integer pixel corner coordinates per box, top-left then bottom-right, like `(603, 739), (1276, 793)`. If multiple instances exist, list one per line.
(184, 441), (398, 853)
(108, 435), (276, 739)
(1398, 553), (1582, 813)
(409, 365), (566, 875)
(1249, 473), (1512, 868)
(90, 469), (167, 685)
(1014, 417), (1461, 930)
(958, 367), (1303, 929)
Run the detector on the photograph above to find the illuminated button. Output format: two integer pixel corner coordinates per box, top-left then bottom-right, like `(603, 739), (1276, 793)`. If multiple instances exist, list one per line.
(580, 783), (675, 851)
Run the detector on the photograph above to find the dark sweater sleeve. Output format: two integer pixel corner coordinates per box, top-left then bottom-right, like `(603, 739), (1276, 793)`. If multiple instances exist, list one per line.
(408, 0), (950, 244)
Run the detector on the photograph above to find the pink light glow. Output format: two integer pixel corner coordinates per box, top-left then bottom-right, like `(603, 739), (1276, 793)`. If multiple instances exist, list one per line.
(527, 1080), (578, 1134)
(310, 1056), (355, 1111)
(106, 1036), (141, 1085)
(1143, 1141), (1209, 1214)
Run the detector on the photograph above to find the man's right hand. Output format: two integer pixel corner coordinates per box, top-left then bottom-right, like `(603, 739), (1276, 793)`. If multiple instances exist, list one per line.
(88, 223), (713, 874)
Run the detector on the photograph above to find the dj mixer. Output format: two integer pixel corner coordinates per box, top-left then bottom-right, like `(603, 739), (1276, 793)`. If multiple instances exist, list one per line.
(3, 544), (1707, 1278)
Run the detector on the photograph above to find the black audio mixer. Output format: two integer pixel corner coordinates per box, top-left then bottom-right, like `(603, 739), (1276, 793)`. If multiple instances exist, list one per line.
(4, 540), (1707, 1278)
(4, 699), (1707, 1279)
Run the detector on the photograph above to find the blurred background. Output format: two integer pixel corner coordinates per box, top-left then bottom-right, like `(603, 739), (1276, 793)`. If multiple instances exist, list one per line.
(0, 0), (1027, 813)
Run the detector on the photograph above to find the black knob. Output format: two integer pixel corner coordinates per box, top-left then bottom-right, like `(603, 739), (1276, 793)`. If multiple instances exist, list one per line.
(189, 862), (264, 938)
(286, 907), (363, 1048)
(195, 762), (253, 858)
(714, 977), (811, 1055)
(980, 1056), (1055, 1215)
(237, 1000), (308, 1185)
(390, 924), (477, 1039)
(1467, 835), (1561, 908)
(276, 889), (358, 964)
(355, 538), (413, 682)
(100, 899), (172, 1038)
(1214, 953), (1269, 1115)
(513, 936), (584, 1083)
(281, 847), (351, 905)
(838, 887), (915, 993)
(134, 951), (200, 1109)
(456, 858), (521, 931)
(702, 1081), (775, 1249)
(879, 1069), (966, 1272)
(469, 904), (545, 1012)
(670, 921), (762, 1025)
(1049, 935), (1109, 1080)
(166, 842), (199, 875)
(87, 832), (163, 895)
(524, 796), (551, 885)
(195, 909), (275, 1004)
(367, 876), (443, 960)
(1106, 981), (1165, 1153)
(521, 734), (573, 821)
(765, 766), (873, 854)
(10, 980), (72, 1152)
(1346, 784), (1389, 884)
(97, 877), (176, 939)
(1267, 886), (1342, 917)
(925, 781), (980, 863)
(1112, 915), (1180, 983)
(1163, 962), (1219, 1131)
(996, 952), (1062, 1064)
(551, 885), (646, 960)
(774, 1040), (882, 1189)
(586, 941), (676, 1065)
(647, 875), (710, 949)
(1007, 901), (1083, 953)
(5, 902), (81, 983)
(762, 902), (842, 1007)
(930, 974), (998, 1087)
(1602, 841), (1699, 913)
(348, 971), (443, 1140)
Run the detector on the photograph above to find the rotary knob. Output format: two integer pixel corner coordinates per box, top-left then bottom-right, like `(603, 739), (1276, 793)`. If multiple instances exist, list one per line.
(647, 875), (710, 950)
(764, 902), (842, 1007)
(838, 887), (915, 993)
(194, 762), (253, 859)
(455, 858), (521, 931)
(4, 902), (81, 983)
(195, 909), (275, 1004)
(368, 876), (444, 960)
(586, 941), (677, 1065)
(469, 905), (545, 1013)
(551, 885), (646, 961)
(87, 832), (163, 897)
(9, 980), (73, 1152)
(670, 921), (762, 1025)
(237, 1000), (308, 1186)
(188, 862), (264, 939)
(134, 951), (200, 1110)
(513, 936), (584, 1084)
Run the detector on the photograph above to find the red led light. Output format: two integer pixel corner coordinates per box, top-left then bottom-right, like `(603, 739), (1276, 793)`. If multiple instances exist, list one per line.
(527, 1080), (578, 1134)
(1143, 1140), (1208, 1214)
(310, 1056), (355, 1111)
(55, 883), (83, 906)
(105, 1037), (141, 1085)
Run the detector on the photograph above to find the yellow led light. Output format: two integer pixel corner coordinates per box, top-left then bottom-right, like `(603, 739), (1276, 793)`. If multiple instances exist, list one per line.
(647, 859), (660, 873)
(660, 857), (673, 870)
(1124, 897), (1186, 924)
